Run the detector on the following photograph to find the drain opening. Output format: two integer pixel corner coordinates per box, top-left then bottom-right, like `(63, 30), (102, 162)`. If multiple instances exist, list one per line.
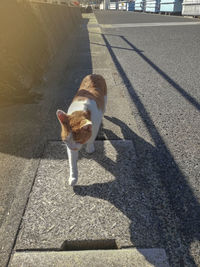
(61, 239), (118, 251)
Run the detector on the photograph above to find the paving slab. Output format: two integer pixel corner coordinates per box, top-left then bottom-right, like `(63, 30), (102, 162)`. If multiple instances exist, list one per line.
(15, 140), (162, 251)
(9, 248), (169, 267)
(0, 252), (8, 267)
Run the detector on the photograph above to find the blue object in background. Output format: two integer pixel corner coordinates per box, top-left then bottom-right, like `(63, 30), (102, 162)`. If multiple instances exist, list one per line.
(160, 0), (183, 12)
(127, 1), (135, 10)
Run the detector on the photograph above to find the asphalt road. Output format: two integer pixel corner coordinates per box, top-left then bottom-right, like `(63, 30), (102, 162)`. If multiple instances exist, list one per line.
(95, 10), (198, 23)
(95, 10), (200, 266)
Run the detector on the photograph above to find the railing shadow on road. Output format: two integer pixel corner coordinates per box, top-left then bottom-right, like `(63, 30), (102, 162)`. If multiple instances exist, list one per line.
(120, 35), (200, 112)
(89, 31), (200, 112)
(90, 41), (144, 53)
(74, 33), (200, 266)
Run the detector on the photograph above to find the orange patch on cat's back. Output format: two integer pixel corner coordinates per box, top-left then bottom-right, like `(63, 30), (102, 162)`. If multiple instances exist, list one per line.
(73, 74), (107, 111)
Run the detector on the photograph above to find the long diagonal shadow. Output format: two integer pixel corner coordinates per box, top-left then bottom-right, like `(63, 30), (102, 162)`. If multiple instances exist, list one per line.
(101, 33), (200, 266)
(120, 35), (200, 112)
(90, 41), (144, 52)
(74, 33), (200, 266)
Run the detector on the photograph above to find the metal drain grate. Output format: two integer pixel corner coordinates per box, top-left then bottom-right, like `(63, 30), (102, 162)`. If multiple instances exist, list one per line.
(61, 239), (118, 251)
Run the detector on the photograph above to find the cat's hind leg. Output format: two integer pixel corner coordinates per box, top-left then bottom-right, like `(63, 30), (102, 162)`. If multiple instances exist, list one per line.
(86, 143), (95, 154)
(86, 121), (101, 154)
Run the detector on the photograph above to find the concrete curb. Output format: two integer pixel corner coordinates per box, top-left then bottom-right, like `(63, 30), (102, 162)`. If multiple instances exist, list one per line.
(10, 249), (169, 267)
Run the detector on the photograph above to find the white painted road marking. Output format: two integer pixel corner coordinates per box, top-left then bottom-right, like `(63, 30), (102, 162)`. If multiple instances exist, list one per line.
(100, 22), (200, 28)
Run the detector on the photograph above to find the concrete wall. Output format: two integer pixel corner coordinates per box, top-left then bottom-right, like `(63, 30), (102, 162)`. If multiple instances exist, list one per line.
(0, 0), (81, 102)
(182, 0), (200, 16)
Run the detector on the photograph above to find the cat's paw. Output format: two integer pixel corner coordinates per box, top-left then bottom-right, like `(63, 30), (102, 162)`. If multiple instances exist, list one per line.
(68, 176), (78, 186)
(86, 143), (95, 154)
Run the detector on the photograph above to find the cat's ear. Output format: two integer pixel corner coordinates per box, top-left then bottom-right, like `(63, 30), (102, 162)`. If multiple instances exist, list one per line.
(81, 119), (92, 131)
(56, 110), (68, 124)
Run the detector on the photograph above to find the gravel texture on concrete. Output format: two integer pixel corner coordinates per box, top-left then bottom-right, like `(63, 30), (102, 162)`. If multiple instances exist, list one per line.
(15, 141), (162, 250)
(9, 248), (169, 267)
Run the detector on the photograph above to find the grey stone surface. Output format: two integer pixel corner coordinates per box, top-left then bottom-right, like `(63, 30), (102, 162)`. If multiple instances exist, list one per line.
(0, 252), (8, 267)
(0, 159), (40, 267)
(10, 249), (169, 267)
(15, 141), (161, 250)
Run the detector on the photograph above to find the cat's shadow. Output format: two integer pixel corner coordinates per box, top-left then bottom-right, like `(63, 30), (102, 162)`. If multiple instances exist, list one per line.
(73, 115), (163, 262)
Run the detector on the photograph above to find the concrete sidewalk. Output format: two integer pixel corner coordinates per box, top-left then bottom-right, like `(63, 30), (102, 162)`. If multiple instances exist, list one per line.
(7, 13), (171, 266)
(10, 140), (168, 266)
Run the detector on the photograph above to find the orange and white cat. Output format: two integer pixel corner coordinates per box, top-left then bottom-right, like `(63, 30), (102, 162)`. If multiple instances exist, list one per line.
(56, 74), (107, 186)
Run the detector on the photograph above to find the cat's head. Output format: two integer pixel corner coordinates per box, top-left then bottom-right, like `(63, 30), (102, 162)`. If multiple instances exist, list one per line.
(56, 109), (92, 151)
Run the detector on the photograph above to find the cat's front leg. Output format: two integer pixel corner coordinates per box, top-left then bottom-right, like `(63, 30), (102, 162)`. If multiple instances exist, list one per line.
(67, 147), (78, 186)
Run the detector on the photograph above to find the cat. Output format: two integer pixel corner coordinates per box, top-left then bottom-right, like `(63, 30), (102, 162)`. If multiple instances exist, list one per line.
(56, 74), (107, 186)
